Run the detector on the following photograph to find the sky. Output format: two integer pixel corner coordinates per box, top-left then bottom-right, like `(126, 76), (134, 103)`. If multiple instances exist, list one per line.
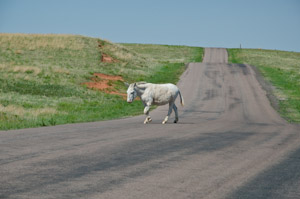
(1, 0), (300, 52)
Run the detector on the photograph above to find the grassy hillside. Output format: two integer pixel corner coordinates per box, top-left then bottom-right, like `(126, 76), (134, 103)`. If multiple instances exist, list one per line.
(0, 33), (203, 130)
(228, 49), (300, 123)
(122, 43), (203, 63)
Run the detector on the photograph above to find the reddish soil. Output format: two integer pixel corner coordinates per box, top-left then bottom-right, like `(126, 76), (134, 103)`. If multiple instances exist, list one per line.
(97, 41), (103, 48)
(83, 73), (126, 98)
(101, 53), (118, 63)
(97, 40), (118, 63)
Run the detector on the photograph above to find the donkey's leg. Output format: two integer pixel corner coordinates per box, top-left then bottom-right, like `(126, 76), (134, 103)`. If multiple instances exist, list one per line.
(162, 102), (173, 124)
(173, 104), (178, 123)
(143, 104), (152, 124)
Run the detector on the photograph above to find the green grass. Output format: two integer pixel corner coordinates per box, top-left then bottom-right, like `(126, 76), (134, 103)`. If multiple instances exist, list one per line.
(228, 48), (300, 123)
(0, 33), (203, 130)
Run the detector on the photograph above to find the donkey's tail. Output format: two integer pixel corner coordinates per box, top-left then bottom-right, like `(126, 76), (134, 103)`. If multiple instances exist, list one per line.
(178, 91), (184, 107)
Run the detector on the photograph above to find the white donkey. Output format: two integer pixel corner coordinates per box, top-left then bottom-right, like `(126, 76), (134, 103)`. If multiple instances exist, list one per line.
(126, 82), (184, 124)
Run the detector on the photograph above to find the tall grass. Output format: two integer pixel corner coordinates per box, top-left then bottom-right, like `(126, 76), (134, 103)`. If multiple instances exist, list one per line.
(0, 33), (203, 130)
(228, 48), (300, 123)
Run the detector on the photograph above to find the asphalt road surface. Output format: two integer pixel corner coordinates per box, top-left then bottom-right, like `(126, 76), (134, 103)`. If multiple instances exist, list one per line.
(1, 48), (299, 199)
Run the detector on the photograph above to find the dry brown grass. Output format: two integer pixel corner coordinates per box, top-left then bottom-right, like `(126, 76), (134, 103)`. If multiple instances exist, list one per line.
(0, 63), (7, 70)
(52, 67), (70, 75)
(0, 104), (57, 118)
(0, 104), (26, 117)
(12, 66), (41, 75)
(0, 33), (86, 50)
(30, 107), (58, 117)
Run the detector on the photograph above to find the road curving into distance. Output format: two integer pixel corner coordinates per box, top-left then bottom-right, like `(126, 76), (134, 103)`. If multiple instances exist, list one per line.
(1, 48), (299, 199)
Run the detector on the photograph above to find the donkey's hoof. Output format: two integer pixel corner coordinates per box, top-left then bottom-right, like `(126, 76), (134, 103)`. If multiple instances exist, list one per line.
(144, 117), (152, 124)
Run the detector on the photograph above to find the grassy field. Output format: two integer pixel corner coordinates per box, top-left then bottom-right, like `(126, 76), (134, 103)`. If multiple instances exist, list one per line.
(0, 33), (203, 130)
(228, 48), (300, 123)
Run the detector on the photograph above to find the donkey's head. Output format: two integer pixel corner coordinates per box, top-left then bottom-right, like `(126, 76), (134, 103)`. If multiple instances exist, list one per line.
(126, 83), (138, 103)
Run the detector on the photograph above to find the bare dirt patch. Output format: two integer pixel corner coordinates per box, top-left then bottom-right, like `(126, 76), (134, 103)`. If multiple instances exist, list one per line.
(83, 73), (126, 98)
(97, 40), (119, 63)
(101, 53), (118, 63)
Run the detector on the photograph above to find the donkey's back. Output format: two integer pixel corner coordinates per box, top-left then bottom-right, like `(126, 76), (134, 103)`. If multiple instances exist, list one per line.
(146, 83), (180, 106)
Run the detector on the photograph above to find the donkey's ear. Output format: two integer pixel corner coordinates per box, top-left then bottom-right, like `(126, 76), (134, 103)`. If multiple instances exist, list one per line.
(124, 82), (130, 88)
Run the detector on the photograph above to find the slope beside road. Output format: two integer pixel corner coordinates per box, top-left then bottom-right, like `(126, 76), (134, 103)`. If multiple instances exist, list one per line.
(1, 48), (299, 199)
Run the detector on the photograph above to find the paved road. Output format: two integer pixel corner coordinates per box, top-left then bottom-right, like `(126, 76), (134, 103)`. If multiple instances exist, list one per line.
(1, 48), (299, 199)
